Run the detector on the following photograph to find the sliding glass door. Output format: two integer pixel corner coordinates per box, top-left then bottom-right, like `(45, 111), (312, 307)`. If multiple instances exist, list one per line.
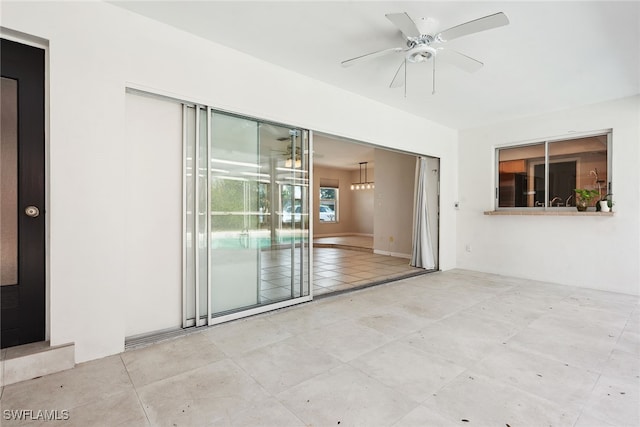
(209, 113), (262, 313)
(184, 106), (310, 326)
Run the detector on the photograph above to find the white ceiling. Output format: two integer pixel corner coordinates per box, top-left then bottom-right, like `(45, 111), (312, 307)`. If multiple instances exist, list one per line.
(113, 1), (639, 131)
(313, 133), (376, 170)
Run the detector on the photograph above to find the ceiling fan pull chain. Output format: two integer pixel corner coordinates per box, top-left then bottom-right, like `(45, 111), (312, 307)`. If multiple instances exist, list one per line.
(404, 59), (407, 98)
(432, 54), (436, 95)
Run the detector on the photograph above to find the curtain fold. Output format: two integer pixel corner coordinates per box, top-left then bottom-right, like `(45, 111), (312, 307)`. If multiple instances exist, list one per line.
(410, 157), (435, 269)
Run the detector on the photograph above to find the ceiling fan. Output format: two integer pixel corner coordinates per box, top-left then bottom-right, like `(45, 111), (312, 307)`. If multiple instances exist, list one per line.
(341, 11), (509, 95)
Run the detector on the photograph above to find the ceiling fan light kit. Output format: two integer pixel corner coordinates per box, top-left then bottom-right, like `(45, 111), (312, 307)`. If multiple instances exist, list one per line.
(406, 45), (436, 63)
(341, 11), (509, 95)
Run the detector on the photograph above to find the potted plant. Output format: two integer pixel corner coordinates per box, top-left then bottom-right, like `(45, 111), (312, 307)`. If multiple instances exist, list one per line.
(596, 193), (614, 212)
(574, 188), (600, 212)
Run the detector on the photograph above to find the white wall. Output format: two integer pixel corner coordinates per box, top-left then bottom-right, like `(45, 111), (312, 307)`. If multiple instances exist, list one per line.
(1, 1), (457, 362)
(373, 149), (416, 257)
(457, 96), (640, 295)
(350, 169), (374, 235)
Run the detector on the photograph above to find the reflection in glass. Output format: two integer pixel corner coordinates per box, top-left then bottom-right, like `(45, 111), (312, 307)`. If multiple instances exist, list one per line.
(548, 136), (607, 207)
(1, 77), (18, 286)
(498, 144), (545, 207)
(185, 108), (310, 322)
(209, 113), (261, 314)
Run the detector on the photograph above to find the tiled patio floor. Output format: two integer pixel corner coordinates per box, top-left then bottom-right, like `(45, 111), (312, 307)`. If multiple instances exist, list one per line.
(2, 269), (638, 426)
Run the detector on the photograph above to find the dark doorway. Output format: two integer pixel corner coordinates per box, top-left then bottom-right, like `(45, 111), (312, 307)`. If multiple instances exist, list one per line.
(1, 39), (46, 348)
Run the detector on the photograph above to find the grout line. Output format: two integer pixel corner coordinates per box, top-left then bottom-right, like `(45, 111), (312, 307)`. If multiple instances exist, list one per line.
(119, 354), (152, 426)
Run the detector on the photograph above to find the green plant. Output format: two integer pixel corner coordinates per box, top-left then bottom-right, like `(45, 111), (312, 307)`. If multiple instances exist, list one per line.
(574, 189), (600, 203)
(574, 188), (600, 211)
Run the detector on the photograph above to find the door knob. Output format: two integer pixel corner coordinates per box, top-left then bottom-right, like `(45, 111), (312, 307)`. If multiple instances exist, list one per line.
(25, 206), (40, 218)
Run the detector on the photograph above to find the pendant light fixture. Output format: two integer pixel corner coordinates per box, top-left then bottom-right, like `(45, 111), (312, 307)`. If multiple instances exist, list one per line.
(351, 162), (374, 190)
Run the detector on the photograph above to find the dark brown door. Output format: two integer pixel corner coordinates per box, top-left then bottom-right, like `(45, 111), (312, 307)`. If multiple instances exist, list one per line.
(1, 39), (46, 348)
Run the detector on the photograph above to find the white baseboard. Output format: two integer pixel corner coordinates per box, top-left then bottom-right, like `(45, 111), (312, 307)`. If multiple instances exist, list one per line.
(373, 249), (411, 259)
(313, 233), (373, 238)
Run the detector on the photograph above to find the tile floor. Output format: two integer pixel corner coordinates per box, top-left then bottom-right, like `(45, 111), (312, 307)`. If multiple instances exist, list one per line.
(1, 269), (638, 426)
(259, 246), (425, 302)
(312, 247), (425, 296)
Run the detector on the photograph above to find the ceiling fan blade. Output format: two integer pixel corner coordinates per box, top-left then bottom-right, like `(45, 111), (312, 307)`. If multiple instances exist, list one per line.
(341, 47), (404, 68)
(385, 12), (421, 38)
(389, 60), (406, 88)
(438, 48), (484, 72)
(436, 12), (509, 42)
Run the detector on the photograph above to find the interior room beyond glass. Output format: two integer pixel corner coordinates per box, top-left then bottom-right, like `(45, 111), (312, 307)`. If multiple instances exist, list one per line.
(184, 106), (310, 326)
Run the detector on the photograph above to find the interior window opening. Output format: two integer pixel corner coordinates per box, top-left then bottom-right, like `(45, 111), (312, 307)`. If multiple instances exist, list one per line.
(497, 133), (610, 210)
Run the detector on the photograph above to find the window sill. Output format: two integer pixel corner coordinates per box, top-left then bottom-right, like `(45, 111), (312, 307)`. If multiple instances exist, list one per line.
(484, 210), (615, 216)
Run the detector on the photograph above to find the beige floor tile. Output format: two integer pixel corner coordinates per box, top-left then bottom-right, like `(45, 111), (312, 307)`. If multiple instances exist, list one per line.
(312, 285), (333, 296)
(579, 375), (640, 426)
(393, 294), (471, 323)
(565, 289), (639, 313)
(1, 390), (148, 427)
(299, 319), (391, 363)
(337, 274), (364, 284)
(422, 372), (580, 426)
(355, 305), (432, 338)
(137, 359), (269, 427)
(403, 312), (520, 367)
(392, 404), (458, 426)
(202, 317), (292, 357)
(573, 412), (619, 427)
(276, 364), (417, 426)
(507, 324), (618, 372)
(235, 336), (341, 394)
(264, 300), (351, 336)
(350, 341), (467, 402)
(625, 309), (640, 333)
(313, 277), (345, 288)
(2, 270), (638, 427)
(314, 270), (344, 279)
(463, 296), (547, 327)
(0, 356), (133, 414)
(121, 332), (226, 387)
(472, 346), (600, 407)
(225, 397), (305, 427)
(352, 270), (386, 280)
(615, 330), (640, 356)
(601, 349), (640, 380)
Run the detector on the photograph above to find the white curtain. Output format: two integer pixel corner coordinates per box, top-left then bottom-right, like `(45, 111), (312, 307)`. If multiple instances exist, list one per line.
(410, 157), (435, 269)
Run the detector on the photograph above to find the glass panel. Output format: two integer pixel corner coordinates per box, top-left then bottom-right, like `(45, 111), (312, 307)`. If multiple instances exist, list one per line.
(207, 120), (311, 311)
(197, 107), (208, 320)
(1, 77), (18, 286)
(185, 106), (196, 322)
(498, 144), (545, 207)
(210, 113), (261, 314)
(549, 136), (607, 207)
